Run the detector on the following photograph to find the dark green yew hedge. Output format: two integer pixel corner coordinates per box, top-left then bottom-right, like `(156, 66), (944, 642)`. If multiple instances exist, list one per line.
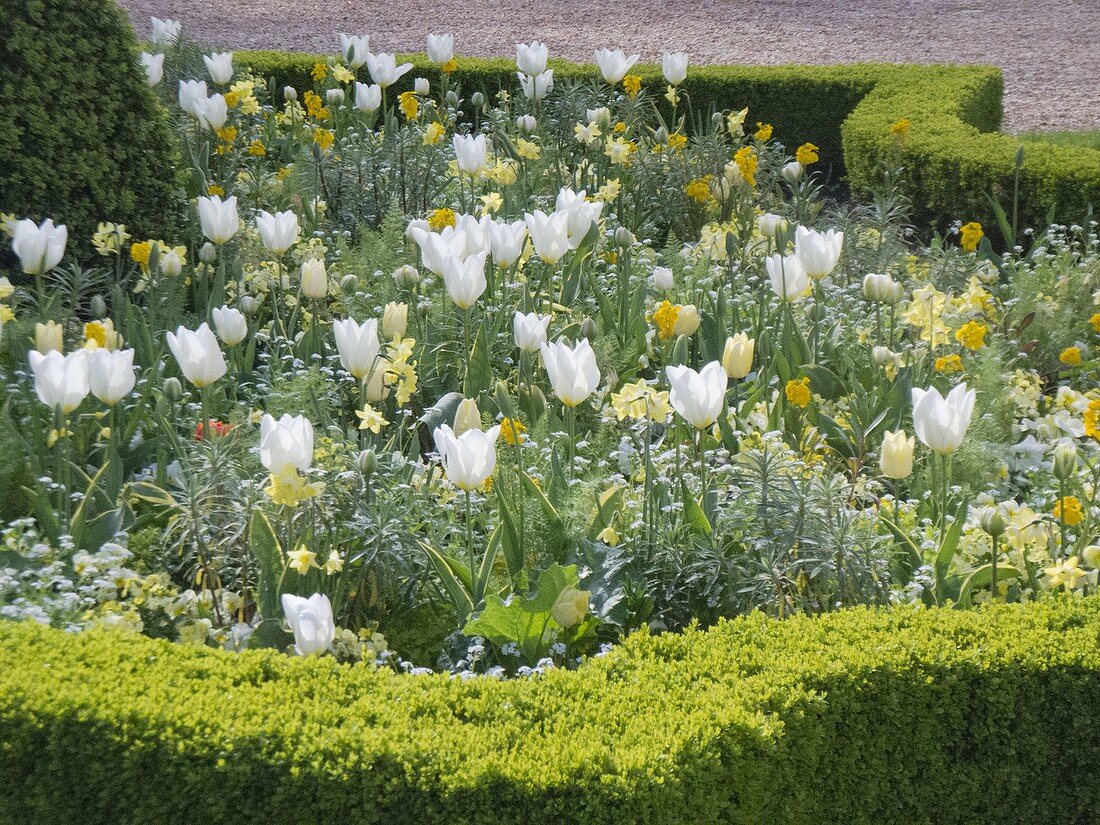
(1, 598), (1098, 824)
(239, 51), (1100, 241)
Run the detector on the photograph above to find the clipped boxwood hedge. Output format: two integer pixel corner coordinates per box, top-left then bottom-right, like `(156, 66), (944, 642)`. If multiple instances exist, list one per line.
(1, 598), (1099, 823)
(240, 51), (1100, 240)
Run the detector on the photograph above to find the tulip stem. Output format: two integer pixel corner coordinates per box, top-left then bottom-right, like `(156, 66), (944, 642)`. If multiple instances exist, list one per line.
(565, 404), (576, 480)
(465, 490), (475, 594)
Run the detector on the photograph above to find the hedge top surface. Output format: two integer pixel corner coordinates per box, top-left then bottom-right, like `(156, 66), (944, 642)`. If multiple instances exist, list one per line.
(2, 598), (1099, 822)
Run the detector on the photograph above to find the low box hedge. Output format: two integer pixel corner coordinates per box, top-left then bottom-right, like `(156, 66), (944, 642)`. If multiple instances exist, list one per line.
(1, 598), (1098, 823)
(239, 51), (1100, 242)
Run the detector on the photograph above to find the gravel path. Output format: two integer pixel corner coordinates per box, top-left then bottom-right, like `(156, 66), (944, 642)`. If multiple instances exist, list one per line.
(118, 0), (1099, 133)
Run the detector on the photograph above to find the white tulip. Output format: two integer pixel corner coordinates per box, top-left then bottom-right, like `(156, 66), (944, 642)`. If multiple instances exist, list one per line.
(281, 593), (335, 656)
(488, 219), (528, 268)
(781, 161), (803, 183)
(880, 429), (915, 479)
(150, 17), (181, 46)
(516, 114), (537, 134)
(366, 52), (413, 88)
(454, 214), (492, 258)
(426, 34), (454, 66)
(28, 350), (89, 413)
(382, 302), (408, 339)
(555, 188), (603, 249)
(255, 210), (300, 255)
(203, 51), (234, 85)
(259, 413), (314, 475)
(453, 134), (488, 176)
(516, 41), (549, 75)
(594, 48), (639, 84)
(650, 266), (674, 290)
(300, 258), (328, 298)
(160, 248), (184, 277)
(140, 52), (164, 86)
(911, 384), (976, 456)
(513, 311), (551, 353)
(661, 51), (688, 86)
(442, 251), (488, 309)
(794, 226), (844, 279)
(166, 323), (227, 388)
(541, 339), (600, 407)
(88, 348), (137, 406)
(765, 253), (811, 302)
(326, 88), (345, 106)
(862, 272), (904, 304)
(339, 34), (370, 69)
(354, 82), (382, 113)
(586, 107), (611, 128)
(757, 213), (788, 239)
(414, 77), (430, 96)
(211, 305), (248, 346)
(412, 227), (469, 275)
(433, 423), (501, 491)
(524, 210), (571, 264)
(722, 334), (755, 379)
(12, 218), (67, 275)
(666, 362), (728, 429)
(195, 93), (228, 131)
(178, 79), (208, 117)
(197, 195), (238, 245)
(333, 318), (381, 380)
(517, 69), (554, 101)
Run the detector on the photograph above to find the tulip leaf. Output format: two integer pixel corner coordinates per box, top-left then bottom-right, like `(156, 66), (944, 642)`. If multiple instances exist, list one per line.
(463, 326), (493, 396)
(419, 540), (474, 625)
(249, 510), (289, 650)
(586, 485), (624, 541)
(958, 564), (1018, 609)
(680, 479), (712, 536)
(419, 392), (465, 433)
(495, 488), (525, 579)
(473, 523), (503, 608)
(462, 563), (578, 664)
(935, 502), (969, 589)
(879, 514), (925, 586)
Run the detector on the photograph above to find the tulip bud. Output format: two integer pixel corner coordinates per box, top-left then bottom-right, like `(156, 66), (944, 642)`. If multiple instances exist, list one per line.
(879, 429), (915, 479)
(415, 77), (430, 96)
(1053, 441), (1079, 481)
(710, 175), (731, 204)
(445, 90), (460, 108)
(550, 586), (589, 627)
(863, 272), (904, 304)
(240, 295), (261, 315)
(722, 334), (754, 379)
(90, 295), (108, 318)
(300, 258), (328, 299)
(340, 274), (359, 294)
(711, 111), (724, 130)
(382, 302), (408, 339)
(163, 376), (183, 402)
(453, 397), (482, 436)
(1084, 545), (1100, 569)
(393, 264), (420, 288)
(516, 114), (536, 135)
(650, 266), (674, 291)
(35, 321), (63, 354)
(673, 305), (700, 337)
(284, 86), (298, 102)
(470, 91), (485, 108)
(872, 346), (896, 366)
(156, 396), (171, 418)
(978, 505), (1006, 538)
(160, 248), (184, 277)
(358, 448), (379, 477)
(199, 242), (217, 264)
(653, 126), (669, 145)
(614, 227), (635, 248)
(580, 317), (598, 341)
(326, 88), (345, 105)
(527, 384), (548, 420)
(781, 161), (803, 183)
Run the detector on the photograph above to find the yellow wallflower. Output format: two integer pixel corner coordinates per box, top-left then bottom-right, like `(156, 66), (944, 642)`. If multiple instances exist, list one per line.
(332, 64), (354, 84)
(734, 145), (758, 187)
(622, 74), (642, 98)
(1054, 496), (1085, 527)
(955, 320), (988, 351)
(247, 139), (266, 156)
(399, 91), (420, 120)
(311, 62), (329, 81)
(960, 221), (984, 252)
(795, 142), (819, 165)
(207, 183), (225, 197)
(266, 471), (322, 508)
(313, 128), (335, 151)
(423, 121), (445, 145)
(442, 57), (458, 73)
(1060, 346), (1083, 367)
(130, 240), (153, 269)
(1090, 313), (1100, 334)
(500, 417), (526, 445)
(652, 300), (680, 340)
(785, 377), (811, 408)
(890, 118), (910, 144)
(934, 354), (964, 373)
(428, 207), (456, 231)
(754, 122), (773, 141)
(685, 175), (713, 204)
(1085, 399), (1100, 439)
(514, 138), (541, 160)
(215, 125), (237, 144)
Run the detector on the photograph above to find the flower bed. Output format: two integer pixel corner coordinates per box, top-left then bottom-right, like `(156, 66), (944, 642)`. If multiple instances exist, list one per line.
(1, 598), (1098, 823)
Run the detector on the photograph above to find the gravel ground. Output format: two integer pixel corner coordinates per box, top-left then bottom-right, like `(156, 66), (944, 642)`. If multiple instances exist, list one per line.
(118, 0), (1099, 133)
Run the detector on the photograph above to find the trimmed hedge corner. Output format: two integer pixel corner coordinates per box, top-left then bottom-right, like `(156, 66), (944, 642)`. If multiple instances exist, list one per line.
(0, 0), (178, 249)
(2, 598), (1099, 823)
(239, 52), (1100, 240)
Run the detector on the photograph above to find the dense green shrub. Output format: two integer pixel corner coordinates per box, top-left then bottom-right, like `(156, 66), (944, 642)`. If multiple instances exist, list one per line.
(1, 598), (1098, 823)
(0, 0), (178, 254)
(240, 52), (1100, 240)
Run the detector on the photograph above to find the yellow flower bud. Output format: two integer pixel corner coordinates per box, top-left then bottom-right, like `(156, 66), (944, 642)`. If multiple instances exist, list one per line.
(35, 320), (63, 354)
(550, 586), (590, 628)
(880, 429), (915, 480)
(382, 301), (408, 340)
(721, 333), (754, 379)
(453, 397), (482, 436)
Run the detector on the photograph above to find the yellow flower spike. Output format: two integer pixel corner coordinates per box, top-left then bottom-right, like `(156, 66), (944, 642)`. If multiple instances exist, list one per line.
(890, 118), (910, 144)
(313, 128), (335, 152)
(734, 145), (758, 187)
(652, 300), (680, 340)
(1060, 346), (1083, 367)
(428, 207), (456, 231)
(795, 142), (819, 165)
(500, 417), (526, 445)
(622, 74), (642, 98)
(785, 377), (812, 408)
(311, 62), (329, 81)
(960, 221), (984, 252)
(1054, 496), (1085, 527)
(754, 122), (773, 142)
(955, 320), (988, 351)
(423, 122), (445, 145)
(934, 354), (964, 374)
(684, 176), (713, 204)
(441, 58), (458, 74)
